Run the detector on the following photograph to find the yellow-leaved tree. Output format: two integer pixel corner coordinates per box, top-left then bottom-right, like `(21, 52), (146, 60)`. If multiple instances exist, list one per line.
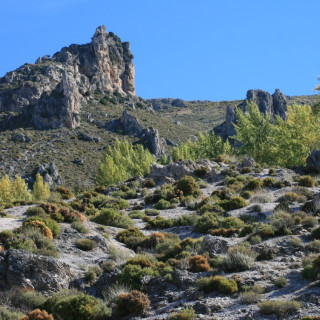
(0, 175), (13, 207)
(32, 173), (50, 201)
(11, 175), (32, 202)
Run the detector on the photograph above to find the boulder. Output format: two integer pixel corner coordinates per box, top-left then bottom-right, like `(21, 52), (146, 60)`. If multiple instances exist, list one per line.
(38, 162), (62, 186)
(12, 133), (32, 143)
(201, 235), (240, 257)
(0, 249), (76, 292)
(306, 150), (320, 171)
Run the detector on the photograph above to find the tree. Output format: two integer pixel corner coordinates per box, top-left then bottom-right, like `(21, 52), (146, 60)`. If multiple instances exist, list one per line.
(11, 175), (32, 202)
(0, 175), (13, 207)
(33, 173), (50, 200)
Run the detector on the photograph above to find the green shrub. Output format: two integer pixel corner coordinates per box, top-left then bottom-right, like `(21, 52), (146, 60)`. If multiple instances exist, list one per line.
(0, 306), (25, 320)
(274, 276), (288, 288)
(129, 210), (146, 219)
(241, 191), (253, 199)
(220, 216), (245, 229)
(175, 176), (201, 197)
(269, 211), (295, 234)
(169, 307), (197, 320)
(240, 285), (264, 304)
(75, 239), (97, 251)
(23, 216), (60, 237)
(0, 229), (14, 243)
(258, 300), (301, 317)
(262, 177), (275, 187)
(241, 167), (252, 174)
(146, 216), (173, 229)
(52, 294), (111, 320)
(71, 221), (89, 234)
(298, 175), (315, 187)
(195, 275), (238, 294)
(145, 209), (160, 216)
(194, 166), (209, 178)
(93, 208), (134, 228)
(246, 179), (263, 191)
(306, 240), (320, 252)
(302, 216), (318, 227)
(223, 246), (257, 271)
(11, 289), (46, 310)
(194, 212), (218, 233)
(311, 226), (320, 239)
(117, 228), (146, 246)
(269, 168), (277, 176)
(143, 179), (156, 188)
(219, 196), (248, 210)
(114, 290), (150, 316)
(26, 206), (46, 217)
(154, 199), (171, 210)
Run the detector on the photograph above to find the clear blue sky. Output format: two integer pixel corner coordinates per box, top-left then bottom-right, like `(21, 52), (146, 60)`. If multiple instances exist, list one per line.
(0, 0), (319, 101)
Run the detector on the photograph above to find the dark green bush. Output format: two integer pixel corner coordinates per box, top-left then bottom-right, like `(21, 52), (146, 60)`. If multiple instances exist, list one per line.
(146, 216), (173, 229)
(26, 206), (46, 217)
(274, 276), (288, 288)
(117, 228), (146, 244)
(154, 199), (171, 210)
(196, 275), (238, 294)
(219, 196), (248, 210)
(298, 175), (315, 187)
(258, 300), (301, 317)
(75, 239), (97, 251)
(175, 176), (201, 197)
(194, 166), (209, 178)
(93, 208), (134, 228)
(114, 290), (150, 316)
(169, 307), (196, 320)
(246, 179), (263, 191)
(143, 179), (156, 188)
(55, 186), (74, 199)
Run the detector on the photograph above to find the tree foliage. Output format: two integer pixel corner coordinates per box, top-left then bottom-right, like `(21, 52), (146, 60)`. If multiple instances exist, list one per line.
(33, 173), (50, 201)
(0, 174), (32, 207)
(233, 102), (320, 167)
(171, 132), (231, 162)
(97, 139), (155, 186)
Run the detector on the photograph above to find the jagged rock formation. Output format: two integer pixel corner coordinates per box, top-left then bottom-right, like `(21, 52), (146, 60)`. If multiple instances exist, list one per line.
(214, 89), (287, 139)
(0, 25), (136, 129)
(306, 150), (320, 172)
(38, 162), (62, 186)
(108, 109), (166, 157)
(0, 249), (75, 292)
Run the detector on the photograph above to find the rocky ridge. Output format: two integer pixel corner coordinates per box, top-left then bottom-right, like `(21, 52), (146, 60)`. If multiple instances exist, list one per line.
(0, 25), (136, 129)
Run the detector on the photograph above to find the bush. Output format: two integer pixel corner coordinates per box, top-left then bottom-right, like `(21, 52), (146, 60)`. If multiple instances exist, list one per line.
(71, 221), (89, 234)
(219, 196), (248, 210)
(129, 210), (146, 219)
(262, 177), (275, 187)
(241, 191), (253, 199)
(117, 228), (146, 248)
(11, 289), (46, 310)
(115, 290), (150, 316)
(302, 216), (318, 227)
(20, 309), (53, 320)
(23, 220), (53, 240)
(195, 275), (238, 294)
(241, 167), (252, 174)
(194, 212), (218, 233)
(240, 285), (264, 304)
(269, 211), (295, 234)
(269, 168), (277, 176)
(175, 176), (201, 197)
(299, 175), (315, 187)
(55, 187), (74, 199)
(194, 166), (209, 178)
(0, 229), (14, 243)
(220, 216), (245, 229)
(52, 294), (111, 320)
(169, 307), (197, 320)
(246, 179), (263, 191)
(306, 240), (320, 252)
(189, 255), (210, 272)
(274, 276), (288, 288)
(93, 208), (134, 228)
(23, 216), (60, 237)
(143, 179), (156, 188)
(146, 216), (173, 229)
(258, 300), (301, 317)
(75, 239), (97, 251)
(26, 207), (46, 217)
(41, 203), (59, 214)
(154, 199), (171, 210)
(0, 306), (24, 320)
(223, 246), (257, 271)
(312, 226), (320, 239)
(143, 232), (165, 248)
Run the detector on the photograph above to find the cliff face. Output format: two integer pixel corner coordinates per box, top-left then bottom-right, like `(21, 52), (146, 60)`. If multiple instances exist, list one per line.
(0, 25), (136, 129)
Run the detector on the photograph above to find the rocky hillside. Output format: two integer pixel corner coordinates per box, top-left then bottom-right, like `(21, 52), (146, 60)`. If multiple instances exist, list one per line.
(1, 158), (320, 319)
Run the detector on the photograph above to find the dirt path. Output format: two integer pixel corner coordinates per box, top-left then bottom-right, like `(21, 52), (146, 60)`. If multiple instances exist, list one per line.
(0, 205), (32, 232)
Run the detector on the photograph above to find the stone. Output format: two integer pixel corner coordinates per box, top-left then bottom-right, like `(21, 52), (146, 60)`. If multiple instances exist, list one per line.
(171, 99), (185, 108)
(38, 162), (62, 186)
(0, 249), (75, 292)
(306, 150), (320, 171)
(201, 235), (239, 256)
(12, 133), (32, 143)
(242, 157), (255, 167)
(0, 25), (136, 129)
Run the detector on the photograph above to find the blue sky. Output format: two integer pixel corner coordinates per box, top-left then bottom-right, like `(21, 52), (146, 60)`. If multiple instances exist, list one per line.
(0, 0), (319, 101)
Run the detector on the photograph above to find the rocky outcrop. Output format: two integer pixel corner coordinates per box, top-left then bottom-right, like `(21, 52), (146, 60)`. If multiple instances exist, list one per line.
(38, 162), (62, 186)
(214, 89), (287, 139)
(306, 150), (320, 172)
(109, 109), (166, 157)
(0, 249), (75, 292)
(0, 25), (136, 129)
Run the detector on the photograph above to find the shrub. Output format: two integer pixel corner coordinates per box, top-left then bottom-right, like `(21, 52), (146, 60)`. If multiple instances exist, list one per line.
(154, 199), (171, 210)
(11, 289), (46, 310)
(258, 300), (301, 317)
(240, 285), (264, 304)
(117, 228), (146, 245)
(115, 290), (150, 316)
(143, 179), (156, 188)
(299, 175), (315, 187)
(311, 226), (320, 239)
(303, 216), (318, 227)
(146, 216), (173, 229)
(23, 220), (53, 240)
(246, 179), (263, 191)
(0, 229), (14, 243)
(0, 306), (24, 320)
(20, 309), (54, 320)
(194, 166), (209, 178)
(23, 216), (60, 237)
(75, 239), (97, 251)
(269, 168), (277, 176)
(210, 228), (238, 237)
(223, 246), (257, 271)
(144, 232), (165, 247)
(194, 212), (218, 233)
(175, 176), (201, 197)
(55, 187), (74, 200)
(274, 276), (288, 288)
(262, 177), (275, 187)
(41, 203), (59, 214)
(52, 294), (111, 320)
(189, 255), (210, 272)
(241, 191), (253, 199)
(269, 211), (295, 234)
(93, 208), (134, 228)
(306, 240), (320, 252)
(169, 307), (197, 320)
(26, 207), (46, 217)
(289, 236), (303, 248)
(221, 216), (245, 229)
(241, 167), (252, 173)
(195, 275), (238, 294)
(129, 210), (146, 219)
(145, 209), (160, 216)
(219, 196), (248, 210)
(250, 235), (262, 244)
(71, 221), (89, 234)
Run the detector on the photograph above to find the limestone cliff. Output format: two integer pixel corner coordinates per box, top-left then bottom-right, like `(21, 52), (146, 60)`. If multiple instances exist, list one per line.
(0, 25), (136, 129)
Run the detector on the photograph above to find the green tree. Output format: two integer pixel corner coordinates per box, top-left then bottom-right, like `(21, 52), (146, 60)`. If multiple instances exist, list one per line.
(0, 175), (13, 207)
(11, 175), (32, 202)
(33, 173), (50, 200)
(97, 139), (155, 186)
